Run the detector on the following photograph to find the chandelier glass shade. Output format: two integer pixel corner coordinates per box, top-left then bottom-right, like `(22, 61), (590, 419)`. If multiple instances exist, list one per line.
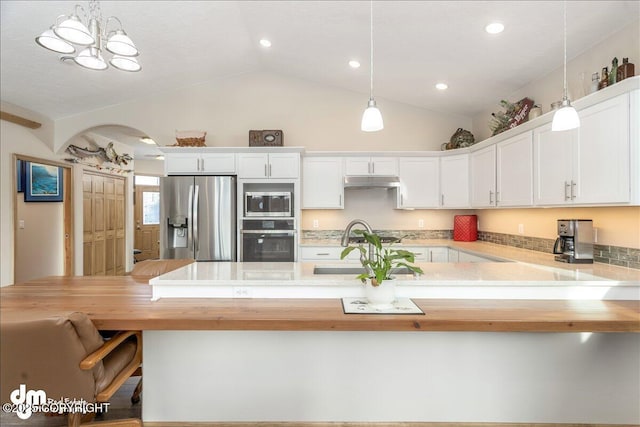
(552, 1), (579, 131)
(35, 1), (141, 72)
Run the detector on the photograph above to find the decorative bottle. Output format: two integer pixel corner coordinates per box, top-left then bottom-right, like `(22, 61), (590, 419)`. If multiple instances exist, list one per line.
(618, 58), (635, 81)
(598, 67), (609, 90)
(609, 57), (618, 85)
(590, 72), (599, 93)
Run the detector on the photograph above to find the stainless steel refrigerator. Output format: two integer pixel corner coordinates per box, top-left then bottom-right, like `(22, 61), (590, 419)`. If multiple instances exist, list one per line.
(160, 176), (236, 261)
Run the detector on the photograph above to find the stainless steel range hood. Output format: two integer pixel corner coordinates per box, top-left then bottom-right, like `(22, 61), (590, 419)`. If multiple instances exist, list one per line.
(343, 176), (401, 189)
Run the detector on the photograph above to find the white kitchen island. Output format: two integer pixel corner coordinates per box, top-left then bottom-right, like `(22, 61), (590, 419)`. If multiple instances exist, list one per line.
(142, 244), (640, 425)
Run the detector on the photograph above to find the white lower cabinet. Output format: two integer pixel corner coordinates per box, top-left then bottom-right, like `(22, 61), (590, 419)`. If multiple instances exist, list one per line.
(302, 157), (344, 209)
(448, 248), (492, 263)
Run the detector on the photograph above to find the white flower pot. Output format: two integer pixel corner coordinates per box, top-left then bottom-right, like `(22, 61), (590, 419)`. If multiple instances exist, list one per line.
(364, 278), (396, 309)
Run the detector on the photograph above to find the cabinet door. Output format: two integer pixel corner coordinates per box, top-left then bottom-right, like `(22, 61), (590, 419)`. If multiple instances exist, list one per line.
(470, 145), (496, 207)
(428, 248), (449, 262)
(370, 157), (398, 176)
(440, 154), (469, 208)
(497, 131), (533, 207)
(302, 157), (344, 209)
(269, 153), (300, 179)
(201, 153), (236, 174)
(398, 158), (439, 208)
(238, 153), (268, 178)
(400, 247), (429, 261)
(575, 93), (630, 204)
(344, 157), (372, 175)
(533, 123), (575, 205)
(165, 154), (201, 175)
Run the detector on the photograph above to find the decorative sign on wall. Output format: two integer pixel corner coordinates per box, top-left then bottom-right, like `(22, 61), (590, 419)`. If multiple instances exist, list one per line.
(23, 161), (63, 202)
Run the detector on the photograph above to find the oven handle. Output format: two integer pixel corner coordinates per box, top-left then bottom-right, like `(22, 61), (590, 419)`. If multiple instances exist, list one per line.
(241, 230), (296, 236)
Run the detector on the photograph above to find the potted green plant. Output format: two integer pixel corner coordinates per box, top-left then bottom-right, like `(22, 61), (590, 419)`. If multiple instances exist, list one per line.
(340, 230), (424, 307)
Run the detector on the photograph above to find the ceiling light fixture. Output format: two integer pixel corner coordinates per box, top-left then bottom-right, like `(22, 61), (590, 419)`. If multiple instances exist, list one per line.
(435, 82), (448, 90)
(361, 0), (383, 132)
(259, 39), (272, 48)
(35, 0), (141, 72)
(485, 22), (505, 34)
(552, 1), (580, 132)
(349, 60), (361, 69)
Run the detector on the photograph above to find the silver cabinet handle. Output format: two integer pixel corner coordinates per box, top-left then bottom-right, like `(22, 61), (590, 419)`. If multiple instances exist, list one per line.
(316, 253), (330, 256)
(496, 191), (500, 204)
(429, 252), (433, 262)
(564, 181), (571, 201)
(441, 194), (445, 206)
(401, 194), (404, 206)
(372, 162), (375, 174)
(368, 162), (372, 174)
(269, 163), (272, 177)
(570, 180), (576, 200)
(339, 194), (342, 206)
(489, 190), (494, 204)
(264, 164), (268, 177)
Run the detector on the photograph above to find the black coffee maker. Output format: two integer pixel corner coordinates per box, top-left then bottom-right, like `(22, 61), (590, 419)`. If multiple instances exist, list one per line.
(553, 219), (594, 264)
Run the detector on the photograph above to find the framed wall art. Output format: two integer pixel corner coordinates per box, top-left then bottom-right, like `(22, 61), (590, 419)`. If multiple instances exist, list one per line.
(24, 161), (63, 202)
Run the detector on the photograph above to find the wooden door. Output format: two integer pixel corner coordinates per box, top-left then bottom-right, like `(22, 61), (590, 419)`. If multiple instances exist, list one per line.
(83, 171), (126, 276)
(134, 185), (160, 261)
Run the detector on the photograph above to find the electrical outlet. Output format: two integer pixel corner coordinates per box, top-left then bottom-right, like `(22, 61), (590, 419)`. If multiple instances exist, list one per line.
(312, 219), (319, 228)
(18, 220), (25, 229)
(518, 224), (524, 234)
(418, 219), (424, 228)
(593, 227), (598, 243)
(232, 287), (252, 298)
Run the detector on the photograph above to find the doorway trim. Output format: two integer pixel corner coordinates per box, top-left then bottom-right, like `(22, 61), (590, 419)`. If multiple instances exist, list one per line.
(12, 154), (74, 283)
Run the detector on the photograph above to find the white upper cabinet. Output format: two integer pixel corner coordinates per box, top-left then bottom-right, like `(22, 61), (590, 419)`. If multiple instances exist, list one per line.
(238, 153), (300, 179)
(345, 157), (398, 176)
(397, 157), (440, 209)
(533, 123), (577, 205)
(165, 153), (235, 175)
(496, 131), (533, 207)
(440, 154), (469, 208)
(534, 93), (630, 206)
(302, 157), (344, 209)
(575, 93), (630, 204)
(470, 145), (496, 207)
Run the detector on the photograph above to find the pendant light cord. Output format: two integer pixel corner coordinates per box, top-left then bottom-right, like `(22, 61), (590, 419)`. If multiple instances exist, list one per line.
(563, 0), (568, 100)
(369, 0), (374, 100)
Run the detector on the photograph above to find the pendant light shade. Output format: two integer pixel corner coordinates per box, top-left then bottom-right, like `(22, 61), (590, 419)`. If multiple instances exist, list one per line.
(110, 55), (142, 72)
(361, 0), (383, 132)
(362, 99), (384, 132)
(552, 99), (580, 131)
(35, 29), (76, 54)
(552, 1), (580, 132)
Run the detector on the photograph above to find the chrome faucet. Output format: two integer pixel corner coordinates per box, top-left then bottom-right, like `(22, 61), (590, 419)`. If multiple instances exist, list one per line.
(341, 219), (375, 267)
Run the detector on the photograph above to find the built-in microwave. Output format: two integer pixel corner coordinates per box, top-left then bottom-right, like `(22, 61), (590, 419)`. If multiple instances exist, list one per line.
(244, 192), (292, 217)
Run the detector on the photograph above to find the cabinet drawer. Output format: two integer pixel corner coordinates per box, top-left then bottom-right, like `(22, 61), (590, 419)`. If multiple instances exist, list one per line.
(299, 246), (359, 261)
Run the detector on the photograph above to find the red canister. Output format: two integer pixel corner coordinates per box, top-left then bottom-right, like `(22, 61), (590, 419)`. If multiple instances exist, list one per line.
(454, 215), (478, 241)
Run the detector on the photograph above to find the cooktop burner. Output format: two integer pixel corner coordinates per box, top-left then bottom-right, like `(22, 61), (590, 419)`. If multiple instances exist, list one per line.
(349, 236), (402, 244)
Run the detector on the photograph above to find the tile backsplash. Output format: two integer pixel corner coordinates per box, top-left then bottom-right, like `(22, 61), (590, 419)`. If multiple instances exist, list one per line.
(302, 229), (639, 270)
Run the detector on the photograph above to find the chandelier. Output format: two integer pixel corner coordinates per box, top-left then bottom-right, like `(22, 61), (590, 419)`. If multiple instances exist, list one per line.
(35, 0), (141, 72)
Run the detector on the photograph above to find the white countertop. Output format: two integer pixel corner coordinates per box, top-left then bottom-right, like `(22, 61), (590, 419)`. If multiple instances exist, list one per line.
(149, 240), (640, 301)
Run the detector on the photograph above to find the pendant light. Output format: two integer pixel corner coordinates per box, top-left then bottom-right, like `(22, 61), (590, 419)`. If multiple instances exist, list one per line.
(361, 0), (383, 132)
(552, 0), (580, 131)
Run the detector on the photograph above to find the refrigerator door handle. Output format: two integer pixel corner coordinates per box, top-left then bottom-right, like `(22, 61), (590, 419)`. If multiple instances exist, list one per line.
(187, 184), (194, 251)
(193, 185), (200, 255)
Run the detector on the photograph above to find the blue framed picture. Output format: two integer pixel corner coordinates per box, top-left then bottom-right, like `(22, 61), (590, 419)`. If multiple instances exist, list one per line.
(24, 161), (63, 202)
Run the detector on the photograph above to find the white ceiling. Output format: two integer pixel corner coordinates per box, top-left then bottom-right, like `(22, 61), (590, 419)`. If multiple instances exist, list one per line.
(1, 1), (639, 157)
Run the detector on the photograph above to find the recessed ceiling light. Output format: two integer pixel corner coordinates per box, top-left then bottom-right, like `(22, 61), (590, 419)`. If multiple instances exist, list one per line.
(259, 39), (272, 48)
(140, 137), (156, 145)
(348, 60), (361, 69)
(485, 22), (504, 34)
(435, 83), (448, 90)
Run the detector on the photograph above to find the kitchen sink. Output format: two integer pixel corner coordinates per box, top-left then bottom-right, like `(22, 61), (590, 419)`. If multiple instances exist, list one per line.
(313, 266), (415, 275)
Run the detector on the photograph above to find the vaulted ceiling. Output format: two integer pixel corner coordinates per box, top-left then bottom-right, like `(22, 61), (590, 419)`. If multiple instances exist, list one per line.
(1, 1), (638, 123)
